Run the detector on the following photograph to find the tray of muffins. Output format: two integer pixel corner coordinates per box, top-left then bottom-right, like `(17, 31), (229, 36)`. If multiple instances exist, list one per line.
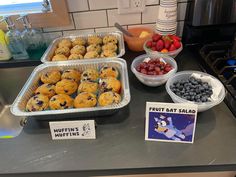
(11, 58), (130, 119)
(41, 32), (125, 63)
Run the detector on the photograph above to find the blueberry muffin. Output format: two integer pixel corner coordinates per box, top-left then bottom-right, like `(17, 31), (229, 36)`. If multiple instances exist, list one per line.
(86, 44), (102, 54)
(49, 94), (74, 110)
(99, 77), (121, 93)
(74, 92), (97, 108)
(98, 91), (121, 106)
(103, 35), (118, 44)
(72, 37), (86, 47)
(102, 43), (117, 52)
(68, 53), (83, 60)
(84, 51), (99, 59)
(35, 83), (56, 98)
(87, 36), (103, 45)
(55, 46), (70, 56)
(61, 69), (81, 83)
(26, 94), (49, 112)
(78, 81), (98, 94)
(55, 79), (78, 95)
(70, 45), (86, 55)
(52, 54), (67, 61)
(81, 69), (99, 82)
(100, 66), (119, 78)
(58, 39), (72, 48)
(41, 70), (61, 84)
(100, 50), (117, 58)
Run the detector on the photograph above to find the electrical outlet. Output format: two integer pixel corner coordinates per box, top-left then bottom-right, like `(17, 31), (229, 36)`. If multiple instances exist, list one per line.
(131, 0), (142, 8)
(118, 0), (146, 14)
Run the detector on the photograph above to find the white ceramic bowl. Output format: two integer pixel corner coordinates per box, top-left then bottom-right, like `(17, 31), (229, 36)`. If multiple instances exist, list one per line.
(143, 40), (183, 58)
(131, 54), (177, 87)
(166, 71), (226, 112)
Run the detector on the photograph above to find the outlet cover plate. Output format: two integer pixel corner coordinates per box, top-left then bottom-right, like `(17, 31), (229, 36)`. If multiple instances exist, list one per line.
(118, 0), (146, 14)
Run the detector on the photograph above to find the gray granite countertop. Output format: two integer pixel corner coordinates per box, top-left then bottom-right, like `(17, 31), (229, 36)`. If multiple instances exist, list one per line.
(0, 48), (236, 177)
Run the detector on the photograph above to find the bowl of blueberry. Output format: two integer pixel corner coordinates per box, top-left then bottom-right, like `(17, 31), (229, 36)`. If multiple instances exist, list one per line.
(166, 71), (226, 112)
(131, 54), (177, 87)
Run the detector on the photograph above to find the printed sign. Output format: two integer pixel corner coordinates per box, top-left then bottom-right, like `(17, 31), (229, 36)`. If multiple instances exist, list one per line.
(145, 102), (198, 143)
(49, 120), (96, 140)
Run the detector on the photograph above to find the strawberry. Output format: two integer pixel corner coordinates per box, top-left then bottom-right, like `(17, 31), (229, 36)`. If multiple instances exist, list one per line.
(156, 39), (164, 51)
(169, 44), (176, 51)
(152, 42), (156, 47)
(152, 34), (161, 42)
(171, 35), (181, 41)
(146, 41), (152, 48)
(173, 40), (181, 49)
(164, 39), (171, 49)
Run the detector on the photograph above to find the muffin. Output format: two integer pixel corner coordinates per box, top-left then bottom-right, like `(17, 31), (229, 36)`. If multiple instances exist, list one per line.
(100, 50), (117, 58)
(49, 94), (74, 110)
(84, 51), (99, 59)
(72, 37), (86, 47)
(58, 39), (72, 48)
(26, 94), (49, 112)
(87, 36), (103, 45)
(68, 53), (83, 60)
(102, 43), (117, 52)
(100, 66), (119, 78)
(41, 70), (61, 84)
(35, 83), (55, 98)
(86, 44), (102, 54)
(70, 45), (86, 55)
(78, 81), (98, 94)
(103, 35), (118, 44)
(61, 69), (81, 82)
(55, 79), (78, 95)
(74, 92), (97, 108)
(99, 77), (121, 93)
(98, 91), (121, 106)
(55, 46), (70, 56)
(81, 69), (99, 82)
(52, 54), (67, 61)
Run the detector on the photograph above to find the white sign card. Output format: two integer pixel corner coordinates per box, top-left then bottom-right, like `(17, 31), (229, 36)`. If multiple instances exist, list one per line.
(49, 120), (96, 140)
(145, 102), (198, 144)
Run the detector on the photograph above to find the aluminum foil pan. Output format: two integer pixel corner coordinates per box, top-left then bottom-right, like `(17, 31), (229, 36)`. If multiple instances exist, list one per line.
(41, 31), (125, 63)
(11, 58), (130, 119)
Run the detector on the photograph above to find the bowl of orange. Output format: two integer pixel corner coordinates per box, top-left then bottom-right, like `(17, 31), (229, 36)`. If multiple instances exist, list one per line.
(124, 27), (154, 52)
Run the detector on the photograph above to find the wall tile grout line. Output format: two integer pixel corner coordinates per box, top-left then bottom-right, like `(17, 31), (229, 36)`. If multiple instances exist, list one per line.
(105, 10), (109, 27)
(71, 8), (117, 14)
(87, 0), (90, 10)
(141, 12), (143, 24)
(70, 12), (76, 30)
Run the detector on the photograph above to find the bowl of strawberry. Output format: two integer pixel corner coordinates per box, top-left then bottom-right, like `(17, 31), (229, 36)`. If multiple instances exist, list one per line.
(144, 34), (183, 58)
(131, 54), (177, 87)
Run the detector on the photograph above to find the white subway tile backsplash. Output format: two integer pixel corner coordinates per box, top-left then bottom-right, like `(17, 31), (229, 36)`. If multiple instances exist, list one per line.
(89, 0), (117, 10)
(95, 27), (116, 33)
(128, 23), (155, 30)
(73, 11), (107, 29)
(177, 2), (187, 21)
(107, 9), (141, 26)
(95, 26), (127, 33)
(177, 21), (184, 36)
(63, 29), (95, 36)
(142, 6), (159, 23)
(42, 0), (187, 37)
(43, 14), (75, 32)
(146, 0), (159, 5)
(67, 0), (89, 12)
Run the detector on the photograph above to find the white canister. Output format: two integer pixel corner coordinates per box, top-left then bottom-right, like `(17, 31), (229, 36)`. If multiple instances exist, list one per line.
(156, 0), (177, 35)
